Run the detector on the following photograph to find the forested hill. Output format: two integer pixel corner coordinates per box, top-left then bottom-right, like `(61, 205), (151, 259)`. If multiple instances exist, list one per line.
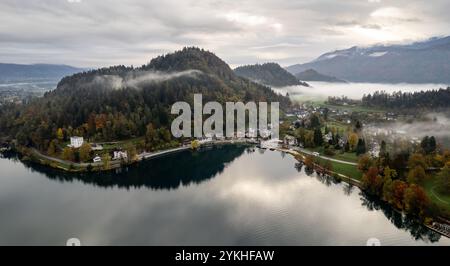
(234, 63), (309, 87)
(295, 69), (347, 83)
(362, 88), (450, 109)
(0, 47), (290, 150)
(0, 63), (84, 82)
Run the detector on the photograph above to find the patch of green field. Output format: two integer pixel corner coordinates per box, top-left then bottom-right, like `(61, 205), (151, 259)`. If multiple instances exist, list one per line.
(300, 147), (361, 180)
(290, 95), (327, 104)
(316, 102), (386, 113)
(424, 178), (450, 214)
(310, 156), (362, 180)
(333, 152), (359, 163)
(305, 147), (359, 163)
(325, 121), (350, 132)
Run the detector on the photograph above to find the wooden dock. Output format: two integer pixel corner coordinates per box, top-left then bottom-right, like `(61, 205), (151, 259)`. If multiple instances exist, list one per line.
(425, 223), (450, 239)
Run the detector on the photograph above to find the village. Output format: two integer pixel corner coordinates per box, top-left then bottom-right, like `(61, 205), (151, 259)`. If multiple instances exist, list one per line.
(2, 101), (409, 174)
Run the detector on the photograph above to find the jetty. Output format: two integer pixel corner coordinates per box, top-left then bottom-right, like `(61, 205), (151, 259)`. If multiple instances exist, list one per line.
(426, 222), (450, 238)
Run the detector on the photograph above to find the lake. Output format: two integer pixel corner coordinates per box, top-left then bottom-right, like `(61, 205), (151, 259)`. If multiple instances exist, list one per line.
(0, 145), (449, 246)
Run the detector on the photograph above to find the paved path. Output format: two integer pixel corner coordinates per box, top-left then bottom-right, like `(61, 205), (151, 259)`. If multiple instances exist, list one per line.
(138, 146), (190, 160)
(431, 186), (450, 205)
(32, 149), (104, 167)
(276, 147), (362, 185)
(297, 148), (358, 166)
(33, 139), (254, 169)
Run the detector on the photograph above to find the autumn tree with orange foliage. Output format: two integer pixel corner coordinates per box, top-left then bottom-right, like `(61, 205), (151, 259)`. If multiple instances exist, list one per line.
(361, 166), (383, 196)
(304, 155), (315, 169)
(391, 180), (408, 210)
(404, 184), (430, 219)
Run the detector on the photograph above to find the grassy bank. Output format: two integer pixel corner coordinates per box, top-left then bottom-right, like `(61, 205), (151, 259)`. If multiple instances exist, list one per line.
(294, 148), (362, 180)
(424, 178), (450, 217)
(305, 146), (359, 163)
(314, 157), (362, 180)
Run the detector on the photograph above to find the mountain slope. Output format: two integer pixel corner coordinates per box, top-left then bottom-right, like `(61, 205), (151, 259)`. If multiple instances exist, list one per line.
(295, 69), (346, 83)
(286, 36), (450, 83)
(0, 63), (84, 82)
(0, 47), (290, 149)
(235, 63), (309, 87)
(143, 47), (235, 80)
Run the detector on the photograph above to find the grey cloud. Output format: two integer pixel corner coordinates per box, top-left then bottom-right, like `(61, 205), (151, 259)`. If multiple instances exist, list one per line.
(0, 0), (449, 68)
(361, 24), (383, 30)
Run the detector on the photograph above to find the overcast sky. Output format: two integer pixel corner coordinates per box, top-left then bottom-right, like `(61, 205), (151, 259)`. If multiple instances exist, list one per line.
(1, 0), (449, 68)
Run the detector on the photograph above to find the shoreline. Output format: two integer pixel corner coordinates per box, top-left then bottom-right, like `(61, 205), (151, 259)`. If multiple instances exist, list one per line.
(273, 146), (450, 239)
(275, 147), (362, 186)
(14, 139), (257, 173)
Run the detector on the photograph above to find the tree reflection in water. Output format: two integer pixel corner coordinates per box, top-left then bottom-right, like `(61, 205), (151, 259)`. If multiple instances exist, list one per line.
(19, 144), (249, 190)
(359, 192), (442, 243)
(343, 183), (354, 196)
(298, 156), (442, 244)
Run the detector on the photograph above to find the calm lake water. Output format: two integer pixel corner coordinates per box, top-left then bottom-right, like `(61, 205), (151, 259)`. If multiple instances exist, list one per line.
(0, 145), (449, 246)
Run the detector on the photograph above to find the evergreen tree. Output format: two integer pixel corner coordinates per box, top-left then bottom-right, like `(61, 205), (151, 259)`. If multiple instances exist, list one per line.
(313, 128), (323, 147)
(356, 138), (367, 156)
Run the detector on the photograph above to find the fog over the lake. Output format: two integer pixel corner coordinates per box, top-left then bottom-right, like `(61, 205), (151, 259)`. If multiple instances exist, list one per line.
(274, 82), (450, 101)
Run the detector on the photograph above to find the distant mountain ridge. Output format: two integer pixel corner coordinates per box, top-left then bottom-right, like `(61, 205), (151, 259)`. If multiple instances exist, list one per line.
(235, 63), (309, 87)
(286, 36), (450, 83)
(295, 69), (346, 83)
(0, 63), (85, 82)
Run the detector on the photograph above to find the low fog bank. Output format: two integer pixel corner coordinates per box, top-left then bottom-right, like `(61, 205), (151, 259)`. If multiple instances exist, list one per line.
(388, 114), (450, 139)
(274, 82), (449, 101)
(366, 113), (450, 148)
(88, 69), (203, 90)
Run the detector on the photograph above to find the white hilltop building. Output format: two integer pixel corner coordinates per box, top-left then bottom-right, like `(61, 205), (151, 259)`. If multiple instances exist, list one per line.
(69, 137), (84, 148)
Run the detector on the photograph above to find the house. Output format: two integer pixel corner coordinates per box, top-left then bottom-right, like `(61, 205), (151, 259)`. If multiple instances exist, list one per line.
(69, 137), (84, 148)
(246, 128), (257, 138)
(91, 143), (104, 151)
(113, 151), (128, 160)
(284, 135), (297, 146)
(338, 138), (345, 148)
(198, 136), (213, 144)
(214, 133), (225, 141)
(369, 142), (380, 158)
(236, 131), (245, 139)
(259, 129), (272, 139)
(324, 132), (333, 143)
(93, 156), (102, 163)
